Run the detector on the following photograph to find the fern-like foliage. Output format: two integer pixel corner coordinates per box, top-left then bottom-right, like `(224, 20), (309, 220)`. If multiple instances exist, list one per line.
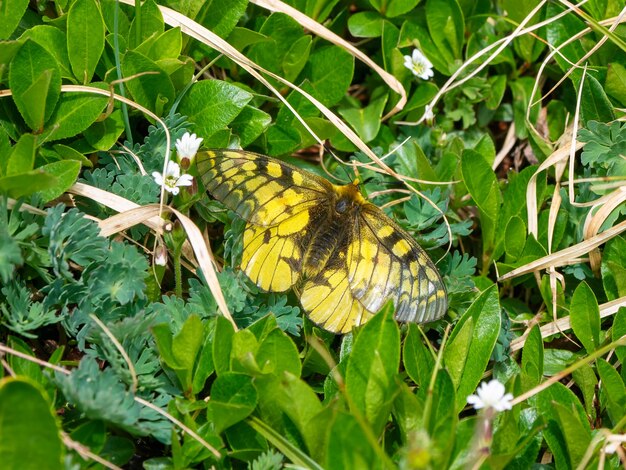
(55, 357), (172, 444)
(0, 280), (65, 337)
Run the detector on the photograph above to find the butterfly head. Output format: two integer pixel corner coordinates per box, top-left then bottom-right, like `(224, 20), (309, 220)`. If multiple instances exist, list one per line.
(333, 181), (366, 214)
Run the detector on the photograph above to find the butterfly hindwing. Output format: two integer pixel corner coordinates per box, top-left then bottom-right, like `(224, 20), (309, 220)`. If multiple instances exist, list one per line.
(347, 204), (447, 324)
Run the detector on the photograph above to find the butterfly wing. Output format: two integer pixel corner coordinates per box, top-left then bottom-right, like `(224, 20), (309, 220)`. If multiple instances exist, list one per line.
(198, 150), (331, 292)
(299, 255), (374, 334)
(197, 150), (331, 226)
(347, 204), (447, 324)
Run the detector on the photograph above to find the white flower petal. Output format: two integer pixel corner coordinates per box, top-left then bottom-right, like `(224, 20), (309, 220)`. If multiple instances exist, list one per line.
(175, 132), (203, 159)
(177, 174), (194, 187)
(467, 379), (513, 412)
(152, 172), (164, 186)
(165, 160), (181, 178)
(403, 47), (434, 80)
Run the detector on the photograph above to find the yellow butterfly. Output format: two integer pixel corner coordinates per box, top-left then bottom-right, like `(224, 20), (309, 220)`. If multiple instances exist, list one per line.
(197, 150), (447, 334)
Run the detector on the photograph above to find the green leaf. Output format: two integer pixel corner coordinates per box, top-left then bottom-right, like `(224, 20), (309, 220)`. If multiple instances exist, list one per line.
(426, 0), (464, 61)
(326, 412), (380, 469)
(36, 160), (81, 202)
(9, 40), (61, 131)
(213, 314), (236, 375)
(6, 133), (36, 176)
(83, 109), (125, 151)
(387, 0), (420, 17)
(128, 0), (164, 49)
(606, 62), (626, 106)
(403, 323), (435, 389)
(305, 46), (354, 107)
(443, 315), (473, 388)
(345, 301), (400, 435)
(461, 149), (501, 256)
(504, 216), (526, 261)
(153, 314), (204, 395)
(597, 358), (626, 426)
(570, 281), (600, 352)
(122, 50), (176, 115)
(283, 35), (312, 83)
(196, 0), (247, 38)
(613, 307), (626, 364)
(552, 401), (591, 467)
(0, 0), (28, 39)
(348, 11), (384, 38)
(521, 325), (543, 390)
(40, 93), (108, 142)
(0, 378), (63, 470)
(67, 0), (105, 83)
(445, 285), (501, 411)
(19, 25), (73, 79)
(207, 373), (257, 434)
(602, 236), (626, 300)
(581, 74), (616, 124)
(339, 95), (387, 143)
(229, 106), (272, 147)
(572, 363), (598, 420)
(179, 80), (252, 140)
(0, 171), (58, 199)
(255, 328), (302, 377)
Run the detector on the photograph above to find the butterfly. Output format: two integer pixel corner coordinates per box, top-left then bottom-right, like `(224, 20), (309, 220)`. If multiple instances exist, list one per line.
(197, 150), (447, 334)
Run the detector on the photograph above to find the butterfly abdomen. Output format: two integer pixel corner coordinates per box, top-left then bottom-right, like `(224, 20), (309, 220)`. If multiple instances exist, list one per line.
(302, 210), (349, 277)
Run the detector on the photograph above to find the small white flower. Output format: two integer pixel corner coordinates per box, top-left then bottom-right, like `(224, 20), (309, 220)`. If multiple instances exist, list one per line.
(467, 379), (513, 412)
(403, 48), (434, 80)
(152, 161), (193, 196)
(605, 440), (622, 454)
(175, 132), (203, 160)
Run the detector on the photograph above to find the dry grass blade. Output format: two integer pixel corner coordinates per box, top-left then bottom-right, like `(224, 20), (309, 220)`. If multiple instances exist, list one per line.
(250, 0), (407, 119)
(510, 296), (626, 352)
(499, 218), (626, 281)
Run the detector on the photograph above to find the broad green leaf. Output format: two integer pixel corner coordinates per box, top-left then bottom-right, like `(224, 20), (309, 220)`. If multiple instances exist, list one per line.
(36, 160), (81, 203)
(510, 77), (541, 139)
(606, 62), (626, 106)
(570, 281), (601, 352)
(326, 412), (379, 470)
(603, 236), (626, 300)
(255, 328), (301, 377)
(40, 93), (108, 142)
(83, 109), (125, 151)
(387, 0), (420, 17)
(0, 172), (58, 199)
(545, 3), (586, 80)
(122, 50), (175, 115)
(213, 315), (235, 375)
(581, 74), (616, 124)
(255, 372), (323, 455)
(612, 307), (626, 364)
(67, 0), (105, 83)
(348, 11), (384, 38)
(9, 40), (61, 131)
(229, 106), (271, 147)
(6, 133), (36, 176)
(423, 369), (456, 467)
(283, 35), (312, 83)
(443, 316), (473, 388)
(345, 301), (400, 435)
(192, 332), (214, 394)
(502, 0), (545, 62)
(552, 402), (591, 468)
(0, 378), (63, 469)
(537, 382), (588, 469)
(504, 216), (526, 262)
(0, 0), (28, 39)
(179, 80), (252, 140)
(572, 363), (597, 420)
(136, 27), (182, 62)
(461, 149), (501, 256)
(392, 382), (424, 439)
(128, 0), (164, 49)
(521, 325), (543, 390)
(597, 358), (626, 426)
(445, 285), (501, 411)
(19, 25), (72, 79)
(197, 0), (248, 38)
(403, 323), (435, 389)
(207, 373), (257, 434)
(426, 0), (464, 61)
(339, 95), (387, 143)
(305, 46), (354, 107)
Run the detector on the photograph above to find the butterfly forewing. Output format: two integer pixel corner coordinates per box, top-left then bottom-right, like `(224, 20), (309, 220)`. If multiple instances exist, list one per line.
(197, 150), (448, 333)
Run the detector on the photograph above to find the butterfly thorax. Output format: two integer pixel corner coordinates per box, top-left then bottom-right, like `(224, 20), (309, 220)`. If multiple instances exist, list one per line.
(302, 182), (366, 277)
